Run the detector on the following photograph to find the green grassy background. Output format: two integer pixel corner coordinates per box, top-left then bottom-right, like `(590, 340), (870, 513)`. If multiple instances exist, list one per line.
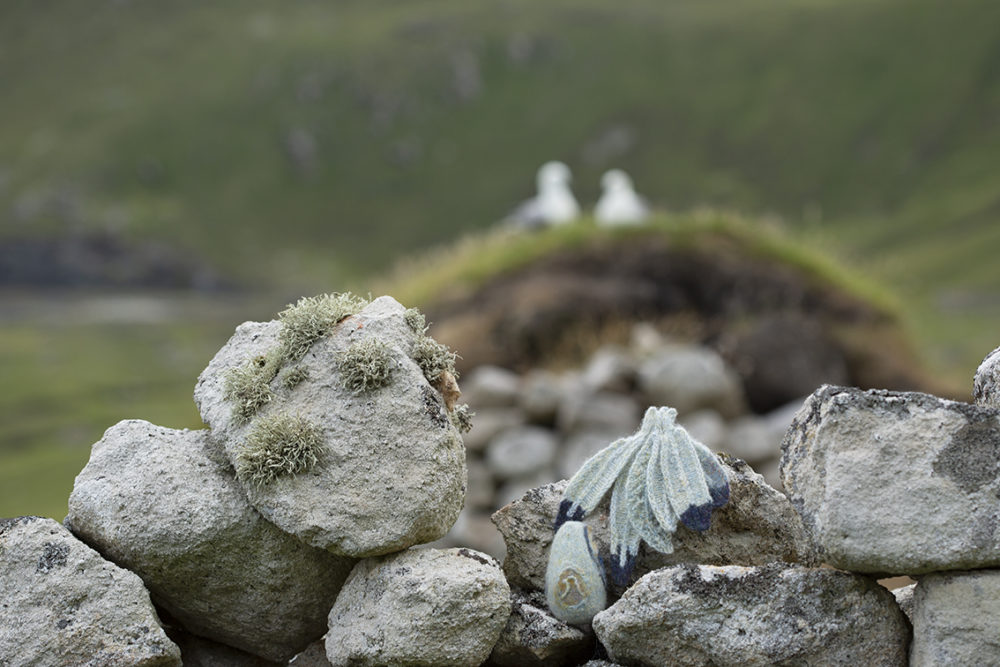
(2, 0), (1000, 518)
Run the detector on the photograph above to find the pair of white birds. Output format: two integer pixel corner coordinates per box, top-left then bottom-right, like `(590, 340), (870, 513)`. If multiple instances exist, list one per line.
(509, 161), (650, 228)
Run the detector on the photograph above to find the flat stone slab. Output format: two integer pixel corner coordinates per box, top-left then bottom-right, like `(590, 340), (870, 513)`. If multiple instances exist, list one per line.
(493, 454), (816, 594)
(592, 564), (909, 667)
(910, 569), (1000, 665)
(0, 516), (181, 666)
(194, 296), (466, 557)
(66, 420), (355, 662)
(781, 385), (1000, 574)
(325, 548), (512, 667)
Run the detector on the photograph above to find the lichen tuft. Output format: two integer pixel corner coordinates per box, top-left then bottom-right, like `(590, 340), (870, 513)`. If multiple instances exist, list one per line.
(223, 348), (283, 423)
(412, 336), (459, 384)
(339, 338), (395, 393)
(234, 413), (324, 487)
(279, 364), (310, 390)
(451, 403), (474, 433)
(404, 307), (428, 334)
(279, 292), (370, 361)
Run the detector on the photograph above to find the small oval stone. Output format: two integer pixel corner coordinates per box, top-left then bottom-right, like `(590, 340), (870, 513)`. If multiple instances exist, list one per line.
(545, 521), (607, 625)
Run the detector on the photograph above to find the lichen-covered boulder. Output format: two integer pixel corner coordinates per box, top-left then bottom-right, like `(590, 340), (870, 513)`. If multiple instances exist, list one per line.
(493, 455), (816, 594)
(781, 385), (1000, 574)
(65, 420), (355, 662)
(974, 344), (1000, 408)
(194, 295), (467, 557)
(910, 569), (1000, 665)
(0, 516), (181, 666)
(592, 564), (909, 666)
(486, 589), (594, 666)
(325, 548), (512, 667)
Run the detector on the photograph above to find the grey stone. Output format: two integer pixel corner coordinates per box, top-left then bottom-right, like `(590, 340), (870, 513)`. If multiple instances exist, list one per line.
(593, 564), (909, 667)
(496, 471), (559, 510)
(486, 589), (594, 666)
(487, 426), (558, 480)
(557, 390), (639, 437)
(492, 456), (816, 594)
(582, 345), (636, 393)
(974, 344), (1000, 408)
(194, 296), (466, 557)
(288, 641), (331, 666)
(429, 507), (507, 561)
(463, 365), (522, 408)
(723, 415), (777, 464)
(165, 627), (280, 666)
(519, 370), (566, 425)
(462, 408), (525, 453)
(637, 344), (745, 418)
(781, 385), (1000, 574)
(325, 548), (512, 667)
(892, 583), (915, 623)
(0, 516), (181, 666)
(910, 569), (1000, 665)
(678, 409), (727, 452)
(465, 456), (497, 510)
(66, 420), (354, 662)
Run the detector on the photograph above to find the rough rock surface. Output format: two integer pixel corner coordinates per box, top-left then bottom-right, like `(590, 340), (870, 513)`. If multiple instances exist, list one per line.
(974, 345), (1000, 408)
(492, 455), (816, 593)
(288, 641), (331, 666)
(486, 589), (594, 666)
(165, 626), (281, 666)
(0, 516), (181, 666)
(592, 564), (909, 667)
(66, 420), (354, 662)
(325, 548), (512, 667)
(194, 296), (466, 557)
(487, 426), (558, 479)
(892, 584), (915, 623)
(910, 569), (1000, 665)
(781, 385), (1000, 574)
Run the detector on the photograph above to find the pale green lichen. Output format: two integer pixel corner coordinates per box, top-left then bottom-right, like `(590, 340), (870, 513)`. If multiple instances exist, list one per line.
(223, 348), (284, 424)
(451, 403), (474, 433)
(339, 338), (394, 393)
(234, 414), (324, 487)
(279, 292), (370, 362)
(279, 364), (309, 390)
(412, 335), (459, 384)
(404, 307), (428, 334)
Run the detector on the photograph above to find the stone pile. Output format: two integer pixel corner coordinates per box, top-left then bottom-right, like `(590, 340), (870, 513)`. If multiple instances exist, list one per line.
(5, 294), (1000, 665)
(437, 324), (804, 559)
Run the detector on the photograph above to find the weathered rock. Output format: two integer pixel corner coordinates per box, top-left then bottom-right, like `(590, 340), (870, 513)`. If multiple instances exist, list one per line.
(288, 641), (331, 666)
(722, 415), (776, 464)
(462, 408), (525, 453)
(637, 344), (745, 418)
(781, 385), (1000, 574)
(431, 507), (507, 560)
(557, 390), (639, 437)
(66, 420), (354, 662)
(463, 365), (522, 408)
(325, 548), (512, 667)
(892, 583), (915, 623)
(0, 516), (181, 666)
(593, 564), (909, 667)
(974, 344), (1000, 408)
(910, 569), (1000, 665)
(465, 457), (497, 510)
(486, 589), (594, 666)
(519, 370), (566, 425)
(487, 426), (558, 480)
(492, 455), (816, 594)
(581, 345), (636, 393)
(194, 296), (466, 557)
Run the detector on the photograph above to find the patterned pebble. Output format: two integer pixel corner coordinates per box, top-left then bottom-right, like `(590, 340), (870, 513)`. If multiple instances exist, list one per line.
(545, 521), (607, 625)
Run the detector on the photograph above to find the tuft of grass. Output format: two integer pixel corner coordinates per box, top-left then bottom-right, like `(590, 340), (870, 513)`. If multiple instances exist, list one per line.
(412, 336), (459, 384)
(338, 338), (395, 394)
(223, 348), (284, 424)
(279, 293), (370, 362)
(234, 413), (324, 488)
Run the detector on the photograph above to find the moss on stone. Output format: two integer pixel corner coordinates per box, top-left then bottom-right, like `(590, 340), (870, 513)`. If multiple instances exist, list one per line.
(451, 403), (474, 433)
(339, 338), (395, 393)
(223, 348), (284, 424)
(279, 292), (369, 362)
(234, 413), (324, 487)
(412, 336), (458, 384)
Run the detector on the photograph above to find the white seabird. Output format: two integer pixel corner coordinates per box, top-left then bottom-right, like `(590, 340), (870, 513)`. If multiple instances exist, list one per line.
(505, 161), (581, 229)
(594, 169), (650, 226)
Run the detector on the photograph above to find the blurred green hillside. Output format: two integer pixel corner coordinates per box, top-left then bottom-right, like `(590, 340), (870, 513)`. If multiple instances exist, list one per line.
(3, 0), (1000, 517)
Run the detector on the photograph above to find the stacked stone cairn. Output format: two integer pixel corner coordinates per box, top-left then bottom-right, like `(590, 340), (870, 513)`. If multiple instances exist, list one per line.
(3, 293), (1000, 665)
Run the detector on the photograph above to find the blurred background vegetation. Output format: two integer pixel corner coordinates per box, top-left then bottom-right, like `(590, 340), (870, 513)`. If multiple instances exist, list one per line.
(2, 0), (999, 518)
